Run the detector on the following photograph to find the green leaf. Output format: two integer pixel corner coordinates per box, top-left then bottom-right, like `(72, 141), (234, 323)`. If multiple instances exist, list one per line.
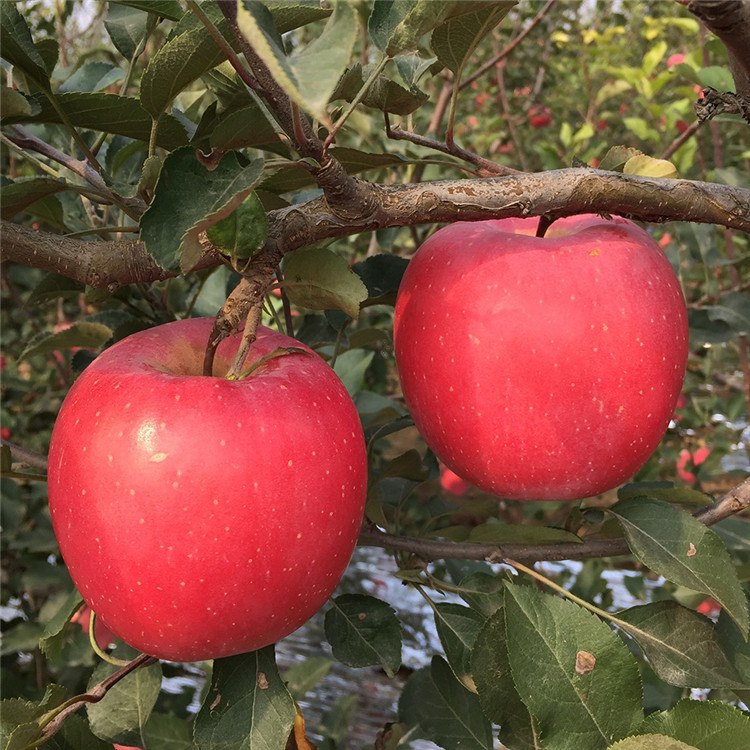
(86, 645), (162, 744)
(714, 517), (750, 552)
(111, 1), (183, 21)
(19, 322), (113, 362)
(282, 246), (368, 319)
(598, 145), (643, 172)
(377, 449), (429, 482)
(504, 582), (643, 749)
(638, 700), (750, 750)
(696, 65), (735, 93)
(0, 85), (39, 119)
(39, 588), (84, 660)
(616, 601), (745, 688)
(281, 657), (333, 701)
(353, 253), (409, 304)
(705, 291), (750, 336)
(332, 63), (429, 115)
(142, 711), (194, 750)
(208, 104), (280, 151)
(716, 609), (750, 687)
(324, 594), (402, 676)
(471, 606), (539, 749)
(235, 1), (333, 123)
(606, 736), (697, 750)
(1, 92), (189, 150)
(205, 192), (268, 259)
(0, 177), (72, 220)
(0, 3), (51, 90)
(333, 348), (375, 396)
(1, 686), (68, 750)
(468, 523), (583, 546)
(458, 572), (505, 618)
(193, 646), (296, 749)
(623, 154), (678, 179)
(431, 3), (514, 77)
(266, 1), (332, 34)
(44, 713), (114, 750)
(399, 656), (492, 749)
(609, 496), (750, 636)
(369, 0), (492, 57)
(433, 603), (484, 690)
(290, 1), (358, 120)
(617, 483), (711, 507)
(139, 147), (264, 273)
(140, 12), (228, 118)
(105, 3), (152, 59)
(642, 40), (668, 76)
(59, 62), (124, 93)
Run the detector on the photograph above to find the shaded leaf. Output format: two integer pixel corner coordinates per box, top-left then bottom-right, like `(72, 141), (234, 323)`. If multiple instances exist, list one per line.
(434, 603), (484, 690)
(19, 322), (113, 362)
(333, 348), (375, 396)
(469, 523), (582, 546)
(282, 657), (333, 701)
(617, 601), (745, 688)
(606, 736), (697, 750)
(194, 646), (295, 750)
(282, 246), (368, 319)
(332, 63), (429, 115)
(140, 11), (228, 117)
(504, 582), (643, 749)
(111, 1), (183, 21)
(1, 92), (189, 150)
(610, 496), (749, 636)
(618, 483), (711, 507)
(139, 148), (264, 273)
(59, 62), (124, 93)
(86, 645), (162, 744)
(638, 699), (750, 750)
(399, 656), (492, 750)
(266, 1), (332, 34)
(324, 594), (401, 676)
(208, 103), (280, 151)
(705, 292), (750, 336)
(142, 711), (193, 750)
(471, 606), (539, 749)
(0, 3), (51, 89)
(205, 192), (268, 260)
(105, 3), (152, 59)
(458, 572), (505, 618)
(1, 177), (72, 220)
(0, 85), (39, 119)
(39, 588), (84, 660)
(431, 3), (514, 76)
(354, 254), (409, 304)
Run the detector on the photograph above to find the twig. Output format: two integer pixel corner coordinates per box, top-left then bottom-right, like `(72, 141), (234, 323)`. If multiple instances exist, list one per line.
(38, 653), (158, 743)
(358, 477), (750, 563)
(460, 0), (557, 91)
(2, 440), (48, 472)
(385, 117), (520, 176)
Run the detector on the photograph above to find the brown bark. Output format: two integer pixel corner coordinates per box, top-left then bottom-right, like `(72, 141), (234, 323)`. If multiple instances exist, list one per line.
(3, 169), (750, 289)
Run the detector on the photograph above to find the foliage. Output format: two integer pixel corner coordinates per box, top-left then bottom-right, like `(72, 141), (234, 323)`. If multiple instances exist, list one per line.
(1, 1), (749, 749)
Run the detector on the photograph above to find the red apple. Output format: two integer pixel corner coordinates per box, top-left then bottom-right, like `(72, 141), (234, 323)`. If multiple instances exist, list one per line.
(48, 318), (367, 661)
(394, 215), (688, 501)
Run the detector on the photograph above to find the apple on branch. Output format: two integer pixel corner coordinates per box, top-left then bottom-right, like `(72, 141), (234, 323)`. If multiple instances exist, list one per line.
(47, 318), (367, 662)
(394, 214), (688, 501)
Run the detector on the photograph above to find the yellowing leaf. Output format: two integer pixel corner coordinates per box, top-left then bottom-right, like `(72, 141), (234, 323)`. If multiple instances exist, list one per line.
(623, 154), (678, 179)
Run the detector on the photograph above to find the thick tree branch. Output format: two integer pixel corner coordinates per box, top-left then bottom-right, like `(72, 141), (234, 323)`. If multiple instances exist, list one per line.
(4, 170), (749, 290)
(687, 0), (750, 109)
(358, 477), (750, 564)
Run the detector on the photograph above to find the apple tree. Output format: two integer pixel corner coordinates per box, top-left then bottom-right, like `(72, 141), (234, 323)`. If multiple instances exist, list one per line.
(1, 1), (750, 748)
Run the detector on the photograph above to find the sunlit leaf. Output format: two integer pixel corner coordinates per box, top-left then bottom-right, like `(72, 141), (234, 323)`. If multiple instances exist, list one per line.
(610, 496), (749, 636)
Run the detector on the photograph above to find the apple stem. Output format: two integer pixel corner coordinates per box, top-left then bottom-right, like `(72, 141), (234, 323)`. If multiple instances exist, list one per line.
(88, 611), (129, 667)
(226, 306), (263, 379)
(535, 215), (555, 237)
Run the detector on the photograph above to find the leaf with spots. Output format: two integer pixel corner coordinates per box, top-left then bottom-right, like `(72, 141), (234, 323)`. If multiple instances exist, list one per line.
(609, 496), (749, 637)
(193, 646), (295, 750)
(503, 582), (643, 749)
(324, 594), (402, 677)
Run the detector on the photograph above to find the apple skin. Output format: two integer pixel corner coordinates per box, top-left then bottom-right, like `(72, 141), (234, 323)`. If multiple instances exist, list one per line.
(394, 214), (688, 501)
(48, 318), (367, 661)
